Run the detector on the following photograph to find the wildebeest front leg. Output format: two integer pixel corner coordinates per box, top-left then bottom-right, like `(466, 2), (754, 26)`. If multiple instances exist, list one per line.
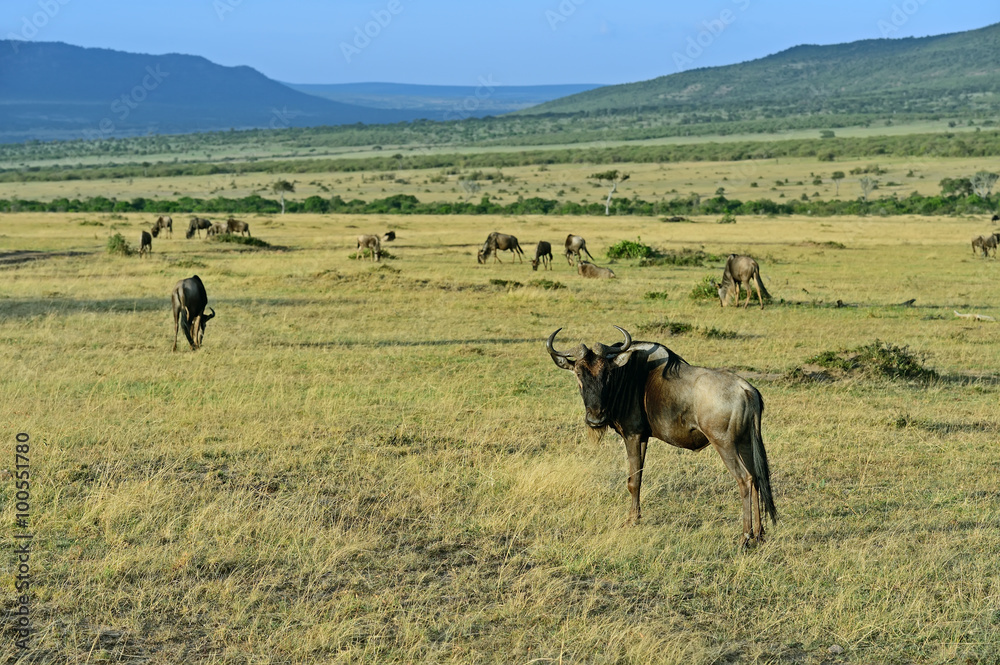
(625, 435), (648, 524)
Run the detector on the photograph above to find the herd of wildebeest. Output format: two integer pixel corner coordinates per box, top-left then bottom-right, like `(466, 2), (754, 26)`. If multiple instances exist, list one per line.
(145, 212), (996, 547)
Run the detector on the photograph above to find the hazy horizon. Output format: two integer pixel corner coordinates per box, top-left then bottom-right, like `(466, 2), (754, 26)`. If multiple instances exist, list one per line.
(3, 1), (998, 87)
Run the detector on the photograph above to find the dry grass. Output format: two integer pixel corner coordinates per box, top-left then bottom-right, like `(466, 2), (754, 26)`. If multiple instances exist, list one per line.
(2, 210), (1000, 663)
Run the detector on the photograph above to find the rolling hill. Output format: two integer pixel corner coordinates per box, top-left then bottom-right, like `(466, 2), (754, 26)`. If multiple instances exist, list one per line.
(0, 41), (420, 142)
(521, 22), (1000, 118)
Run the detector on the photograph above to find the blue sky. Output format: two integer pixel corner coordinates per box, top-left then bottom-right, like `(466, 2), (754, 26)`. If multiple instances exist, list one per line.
(3, 1), (998, 85)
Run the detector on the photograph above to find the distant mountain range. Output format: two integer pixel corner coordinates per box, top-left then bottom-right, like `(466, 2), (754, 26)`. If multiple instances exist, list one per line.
(0, 41), (600, 142)
(521, 22), (1000, 117)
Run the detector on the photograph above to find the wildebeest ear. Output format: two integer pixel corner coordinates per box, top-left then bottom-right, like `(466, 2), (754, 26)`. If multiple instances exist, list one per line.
(549, 354), (574, 370)
(611, 349), (633, 367)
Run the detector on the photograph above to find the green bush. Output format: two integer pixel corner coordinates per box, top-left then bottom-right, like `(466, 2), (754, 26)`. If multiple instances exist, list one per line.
(807, 340), (936, 380)
(211, 233), (272, 248)
(528, 279), (565, 290)
(637, 320), (693, 336)
(717, 212), (737, 224)
(689, 275), (720, 302)
(640, 248), (722, 267)
(606, 238), (656, 260)
(106, 233), (133, 256)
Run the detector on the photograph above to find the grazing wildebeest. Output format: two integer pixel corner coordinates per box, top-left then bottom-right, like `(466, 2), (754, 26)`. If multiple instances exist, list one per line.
(715, 254), (770, 309)
(151, 215), (172, 238)
(205, 223), (226, 238)
(477, 232), (524, 264)
(547, 326), (777, 547)
(564, 234), (595, 266)
(171, 275), (215, 352)
(139, 231), (152, 258)
(577, 260), (615, 279)
(357, 234), (381, 262)
(226, 217), (251, 237)
(531, 241), (553, 271)
(972, 235), (987, 256)
(382, 231), (396, 242)
(186, 217), (213, 239)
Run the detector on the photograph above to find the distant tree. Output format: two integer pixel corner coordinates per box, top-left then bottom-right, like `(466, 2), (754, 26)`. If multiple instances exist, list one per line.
(831, 171), (845, 195)
(272, 180), (295, 214)
(589, 169), (630, 216)
(859, 176), (877, 202)
(820, 130), (835, 139)
(971, 171), (999, 198)
(940, 177), (973, 197)
(392, 153), (403, 170)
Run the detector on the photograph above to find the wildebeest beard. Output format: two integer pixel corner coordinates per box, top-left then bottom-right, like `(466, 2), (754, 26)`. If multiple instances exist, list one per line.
(589, 349), (653, 437)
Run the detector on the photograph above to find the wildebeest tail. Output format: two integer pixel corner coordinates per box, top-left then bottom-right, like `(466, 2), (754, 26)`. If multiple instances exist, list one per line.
(749, 390), (777, 524)
(753, 269), (771, 301)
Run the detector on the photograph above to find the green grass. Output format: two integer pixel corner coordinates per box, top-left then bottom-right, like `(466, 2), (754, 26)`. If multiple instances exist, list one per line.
(2, 210), (1000, 663)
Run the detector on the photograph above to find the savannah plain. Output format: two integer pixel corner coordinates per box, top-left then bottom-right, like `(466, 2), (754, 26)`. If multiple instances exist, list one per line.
(3, 152), (1000, 664)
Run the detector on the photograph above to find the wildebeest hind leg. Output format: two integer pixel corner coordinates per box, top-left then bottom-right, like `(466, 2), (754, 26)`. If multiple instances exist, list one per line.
(714, 440), (754, 547)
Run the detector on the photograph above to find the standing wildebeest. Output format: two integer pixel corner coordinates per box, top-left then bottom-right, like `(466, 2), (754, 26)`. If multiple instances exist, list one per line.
(477, 232), (524, 264)
(992, 214), (999, 224)
(186, 217), (213, 239)
(547, 327), (777, 547)
(983, 233), (1000, 258)
(171, 275), (216, 352)
(715, 254), (770, 309)
(972, 235), (986, 256)
(564, 234), (595, 266)
(531, 241), (553, 271)
(151, 215), (172, 238)
(577, 261), (615, 279)
(139, 230), (152, 258)
(226, 217), (251, 237)
(205, 223), (226, 238)
(357, 234), (381, 262)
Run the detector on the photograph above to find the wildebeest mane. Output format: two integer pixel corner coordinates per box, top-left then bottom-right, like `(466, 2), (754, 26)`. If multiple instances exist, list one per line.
(601, 349), (655, 435)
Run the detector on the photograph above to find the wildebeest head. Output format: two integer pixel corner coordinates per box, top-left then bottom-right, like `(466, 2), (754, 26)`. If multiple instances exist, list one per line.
(195, 307), (216, 347)
(547, 326), (634, 429)
(531, 258), (539, 271)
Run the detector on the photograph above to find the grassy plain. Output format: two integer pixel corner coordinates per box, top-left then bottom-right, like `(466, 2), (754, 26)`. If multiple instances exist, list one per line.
(2, 208), (1000, 664)
(2, 154), (996, 210)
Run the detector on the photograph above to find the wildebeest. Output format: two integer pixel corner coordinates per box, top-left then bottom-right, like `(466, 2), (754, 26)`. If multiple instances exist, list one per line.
(477, 232), (524, 264)
(715, 254), (770, 309)
(564, 234), (595, 266)
(186, 217), (213, 239)
(382, 231), (396, 242)
(205, 223), (226, 238)
(357, 234), (381, 262)
(577, 261), (615, 279)
(139, 231), (152, 258)
(151, 215), (172, 238)
(171, 275), (215, 352)
(226, 217), (251, 237)
(992, 214), (999, 224)
(547, 326), (776, 547)
(972, 235), (986, 256)
(531, 241), (553, 271)
(983, 233), (1000, 258)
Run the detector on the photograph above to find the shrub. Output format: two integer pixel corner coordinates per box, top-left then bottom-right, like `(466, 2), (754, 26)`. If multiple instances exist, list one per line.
(211, 233), (272, 248)
(638, 319), (693, 336)
(689, 275), (720, 302)
(606, 238), (656, 260)
(807, 340), (936, 381)
(643, 291), (670, 300)
(640, 248), (722, 267)
(106, 233), (133, 256)
(489, 279), (522, 290)
(717, 212), (737, 224)
(528, 279), (565, 290)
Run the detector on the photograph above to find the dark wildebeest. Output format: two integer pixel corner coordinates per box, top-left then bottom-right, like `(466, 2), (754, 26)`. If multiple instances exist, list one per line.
(151, 215), (172, 238)
(226, 217), (251, 237)
(186, 217), (213, 239)
(983, 233), (1000, 258)
(357, 234), (381, 262)
(715, 254), (770, 309)
(382, 231), (396, 242)
(171, 275), (215, 352)
(531, 241), (553, 271)
(564, 234), (595, 266)
(577, 261), (615, 279)
(547, 326), (777, 547)
(992, 214), (999, 224)
(139, 231), (152, 258)
(477, 232), (524, 264)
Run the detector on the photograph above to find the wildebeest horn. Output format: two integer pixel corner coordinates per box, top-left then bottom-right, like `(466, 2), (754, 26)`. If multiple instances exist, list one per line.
(203, 307), (216, 320)
(605, 326), (632, 356)
(546, 328), (573, 359)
